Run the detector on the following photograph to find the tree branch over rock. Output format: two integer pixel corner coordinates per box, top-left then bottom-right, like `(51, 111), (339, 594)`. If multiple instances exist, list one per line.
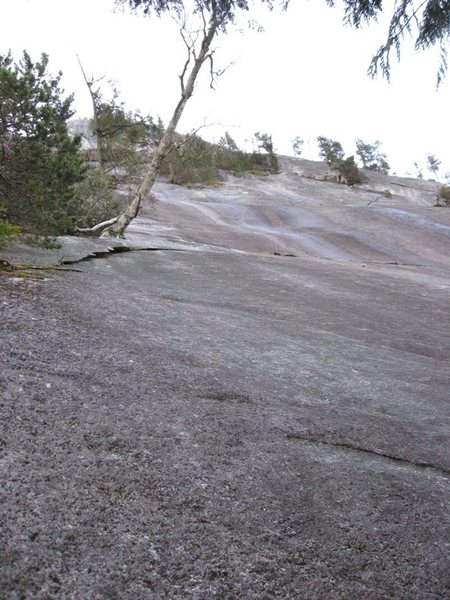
(328, 0), (450, 86)
(102, 0), (244, 237)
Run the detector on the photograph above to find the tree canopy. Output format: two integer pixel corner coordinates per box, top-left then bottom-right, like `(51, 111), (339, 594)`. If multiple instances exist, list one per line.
(118, 1), (450, 83)
(356, 139), (390, 174)
(317, 136), (345, 167)
(327, 0), (450, 85)
(116, 0), (269, 29)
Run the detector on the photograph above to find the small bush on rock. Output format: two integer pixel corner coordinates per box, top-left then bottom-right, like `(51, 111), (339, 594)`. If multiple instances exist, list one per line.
(437, 185), (450, 206)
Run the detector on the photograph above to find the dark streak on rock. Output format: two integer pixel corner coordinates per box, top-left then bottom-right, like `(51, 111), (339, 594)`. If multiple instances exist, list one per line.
(285, 432), (450, 477)
(59, 246), (186, 266)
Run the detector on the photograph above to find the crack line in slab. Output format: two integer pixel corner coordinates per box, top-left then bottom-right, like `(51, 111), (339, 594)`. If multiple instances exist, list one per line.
(59, 246), (186, 266)
(285, 432), (450, 477)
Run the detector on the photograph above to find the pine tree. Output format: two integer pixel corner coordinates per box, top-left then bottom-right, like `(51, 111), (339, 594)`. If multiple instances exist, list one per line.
(292, 137), (304, 157)
(356, 139), (390, 174)
(317, 137), (345, 168)
(427, 153), (441, 181)
(0, 51), (86, 236)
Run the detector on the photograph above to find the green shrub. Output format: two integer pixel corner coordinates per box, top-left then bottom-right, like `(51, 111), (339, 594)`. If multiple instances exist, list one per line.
(72, 167), (119, 229)
(159, 134), (217, 185)
(215, 148), (251, 174)
(0, 216), (21, 249)
(438, 185), (450, 205)
(159, 131), (280, 185)
(356, 139), (390, 174)
(254, 132), (279, 174)
(23, 235), (62, 249)
(338, 156), (362, 186)
(317, 136), (345, 168)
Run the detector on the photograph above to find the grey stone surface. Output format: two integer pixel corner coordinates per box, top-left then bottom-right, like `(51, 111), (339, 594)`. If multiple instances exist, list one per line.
(1, 161), (449, 598)
(1, 232), (194, 268)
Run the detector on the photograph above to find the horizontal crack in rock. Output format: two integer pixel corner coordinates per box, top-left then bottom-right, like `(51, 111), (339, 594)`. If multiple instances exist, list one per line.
(60, 246), (186, 266)
(285, 432), (450, 477)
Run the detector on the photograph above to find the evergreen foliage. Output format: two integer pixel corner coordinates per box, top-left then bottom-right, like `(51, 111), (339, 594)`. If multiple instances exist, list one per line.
(218, 131), (240, 153)
(339, 155), (362, 185)
(427, 153), (441, 179)
(356, 139), (390, 174)
(317, 136), (345, 168)
(161, 133), (217, 185)
(0, 206), (21, 249)
(72, 166), (119, 229)
(117, 0), (266, 28)
(254, 132), (279, 174)
(216, 132), (253, 174)
(92, 84), (160, 172)
(292, 136), (304, 157)
(122, 1), (450, 85)
(438, 185), (450, 205)
(159, 130), (280, 185)
(327, 0), (450, 85)
(0, 51), (86, 236)
(73, 74), (165, 230)
(317, 136), (362, 185)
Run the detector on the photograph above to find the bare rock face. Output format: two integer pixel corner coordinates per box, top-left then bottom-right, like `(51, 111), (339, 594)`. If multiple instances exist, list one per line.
(302, 171), (341, 183)
(1, 156), (449, 599)
(130, 156), (447, 270)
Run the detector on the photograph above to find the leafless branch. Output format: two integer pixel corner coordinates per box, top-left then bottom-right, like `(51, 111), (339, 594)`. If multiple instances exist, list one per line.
(181, 120), (222, 146)
(179, 42), (192, 95)
(177, 12), (208, 95)
(177, 7), (223, 95)
(206, 51), (234, 89)
(164, 119), (221, 159)
(76, 54), (104, 96)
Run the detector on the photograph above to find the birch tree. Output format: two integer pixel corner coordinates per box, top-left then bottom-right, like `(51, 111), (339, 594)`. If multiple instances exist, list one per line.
(96, 0), (263, 237)
(77, 56), (106, 169)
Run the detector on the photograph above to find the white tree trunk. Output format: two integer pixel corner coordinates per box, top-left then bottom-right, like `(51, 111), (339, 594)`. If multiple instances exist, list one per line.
(103, 19), (218, 238)
(76, 216), (119, 234)
(77, 55), (104, 169)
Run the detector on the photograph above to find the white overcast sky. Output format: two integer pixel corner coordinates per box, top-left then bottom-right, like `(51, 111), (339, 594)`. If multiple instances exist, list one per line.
(2, 0), (449, 176)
